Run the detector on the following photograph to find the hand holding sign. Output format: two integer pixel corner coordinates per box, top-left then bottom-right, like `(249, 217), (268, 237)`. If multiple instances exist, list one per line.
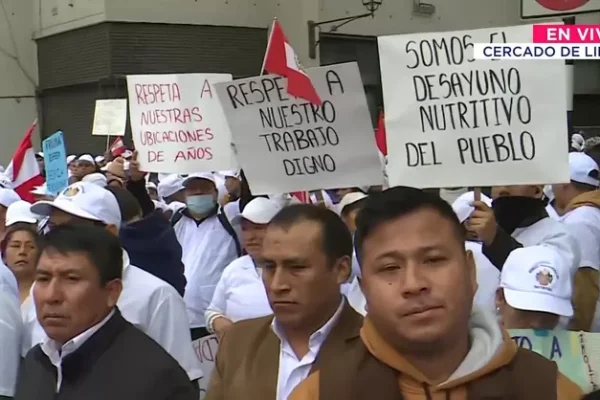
(468, 201), (498, 245)
(128, 151), (146, 182)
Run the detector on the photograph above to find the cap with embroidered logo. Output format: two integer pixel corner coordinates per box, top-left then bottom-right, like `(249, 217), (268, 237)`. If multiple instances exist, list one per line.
(31, 182), (121, 228)
(500, 246), (573, 317)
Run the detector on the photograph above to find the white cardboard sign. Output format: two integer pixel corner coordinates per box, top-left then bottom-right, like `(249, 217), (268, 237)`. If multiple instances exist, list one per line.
(127, 74), (238, 174)
(193, 334), (219, 399)
(378, 24), (570, 189)
(92, 99), (127, 136)
(214, 62), (384, 195)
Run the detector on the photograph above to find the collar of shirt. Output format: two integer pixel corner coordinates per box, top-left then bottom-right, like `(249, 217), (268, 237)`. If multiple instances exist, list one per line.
(122, 249), (131, 273)
(271, 296), (345, 358)
(41, 308), (115, 364)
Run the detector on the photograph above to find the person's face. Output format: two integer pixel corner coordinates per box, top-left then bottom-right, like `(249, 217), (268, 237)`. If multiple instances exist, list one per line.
(491, 185), (542, 200)
(33, 249), (122, 345)
(3, 230), (39, 280)
(261, 221), (350, 330)
(551, 183), (572, 210)
(496, 289), (559, 329)
(184, 179), (217, 200)
(224, 177), (241, 197)
(359, 208), (476, 353)
(241, 220), (267, 259)
(75, 161), (95, 178)
(37, 158), (45, 172)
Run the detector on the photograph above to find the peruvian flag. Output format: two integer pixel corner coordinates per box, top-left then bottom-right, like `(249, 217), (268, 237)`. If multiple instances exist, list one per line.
(375, 111), (387, 156)
(5, 121), (44, 202)
(110, 137), (126, 157)
(290, 191), (310, 204)
(263, 20), (322, 105)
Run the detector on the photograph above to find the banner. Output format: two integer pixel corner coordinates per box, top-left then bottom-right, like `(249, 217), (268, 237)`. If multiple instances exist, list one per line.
(509, 329), (600, 393)
(42, 131), (68, 195)
(378, 25), (570, 189)
(92, 99), (128, 136)
(127, 74), (238, 174)
(193, 334), (220, 399)
(214, 62), (383, 195)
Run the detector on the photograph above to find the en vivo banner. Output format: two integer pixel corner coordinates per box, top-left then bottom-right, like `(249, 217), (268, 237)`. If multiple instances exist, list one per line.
(42, 131), (68, 195)
(92, 99), (128, 136)
(509, 329), (600, 393)
(193, 334), (219, 399)
(378, 25), (570, 189)
(214, 62), (383, 195)
(126, 74), (238, 174)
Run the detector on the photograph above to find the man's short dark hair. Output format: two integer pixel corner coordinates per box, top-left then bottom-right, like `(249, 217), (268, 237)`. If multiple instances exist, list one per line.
(105, 186), (142, 223)
(269, 204), (353, 264)
(42, 225), (123, 284)
(355, 187), (466, 263)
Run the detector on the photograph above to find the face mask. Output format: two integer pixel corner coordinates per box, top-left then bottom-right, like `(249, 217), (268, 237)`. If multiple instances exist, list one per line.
(186, 194), (215, 215)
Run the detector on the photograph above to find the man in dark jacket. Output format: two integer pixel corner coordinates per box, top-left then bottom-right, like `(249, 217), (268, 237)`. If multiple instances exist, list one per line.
(14, 224), (196, 400)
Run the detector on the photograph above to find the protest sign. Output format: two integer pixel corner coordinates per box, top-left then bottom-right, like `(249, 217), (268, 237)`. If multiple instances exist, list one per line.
(193, 334), (219, 399)
(509, 329), (600, 393)
(127, 74), (238, 174)
(214, 62), (383, 195)
(42, 131), (68, 195)
(92, 99), (128, 136)
(378, 25), (570, 188)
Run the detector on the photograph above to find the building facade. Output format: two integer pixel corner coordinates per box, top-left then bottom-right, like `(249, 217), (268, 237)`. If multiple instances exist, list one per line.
(0, 0), (599, 159)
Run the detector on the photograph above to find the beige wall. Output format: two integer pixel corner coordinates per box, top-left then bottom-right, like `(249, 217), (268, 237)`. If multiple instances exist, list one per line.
(0, 0), (38, 164)
(33, 0), (105, 38)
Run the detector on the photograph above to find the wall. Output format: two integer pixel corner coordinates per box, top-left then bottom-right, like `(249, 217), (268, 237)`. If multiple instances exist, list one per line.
(0, 0), (38, 165)
(32, 0), (105, 38)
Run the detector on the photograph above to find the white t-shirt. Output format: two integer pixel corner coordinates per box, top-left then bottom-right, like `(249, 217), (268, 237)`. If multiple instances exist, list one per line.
(0, 291), (21, 396)
(23, 250), (203, 381)
(0, 260), (19, 305)
(205, 255), (272, 323)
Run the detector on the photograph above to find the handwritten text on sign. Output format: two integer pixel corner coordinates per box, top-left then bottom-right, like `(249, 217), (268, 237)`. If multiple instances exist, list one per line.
(214, 62), (383, 195)
(127, 74), (238, 174)
(42, 131), (68, 195)
(378, 24), (569, 188)
(193, 334), (219, 400)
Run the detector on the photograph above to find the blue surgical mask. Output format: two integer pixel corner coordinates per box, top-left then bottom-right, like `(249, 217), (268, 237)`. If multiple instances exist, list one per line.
(186, 194), (215, 215)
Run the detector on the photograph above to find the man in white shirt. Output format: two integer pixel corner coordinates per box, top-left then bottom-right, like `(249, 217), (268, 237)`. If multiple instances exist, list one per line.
(26, 182), (203, 385)
(0, 289), (21, 399)
(206, 204), (363, 400)
(172, 173), (241, 339)
(552, 152), (600, 331)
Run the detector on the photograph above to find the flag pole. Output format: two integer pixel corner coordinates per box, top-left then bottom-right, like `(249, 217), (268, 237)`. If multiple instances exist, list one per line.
(105, 135), (111, 152)
(260, 18), (277, 76)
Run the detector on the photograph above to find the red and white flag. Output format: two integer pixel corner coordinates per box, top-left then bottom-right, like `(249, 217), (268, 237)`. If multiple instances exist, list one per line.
(263, 20), (322, 105)
(110, 137), (126, 157)
(5, 121), (44, 202)
(290, 191), (310, 204)
(375, 111), (387, 157)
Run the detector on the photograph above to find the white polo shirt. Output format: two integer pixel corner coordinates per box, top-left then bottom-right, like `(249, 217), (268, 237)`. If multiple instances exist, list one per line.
(174, 203), (240, 328)
(0, 291), (21, 397)
(205, 255), (272, 324)
(23, 250), (203, 381)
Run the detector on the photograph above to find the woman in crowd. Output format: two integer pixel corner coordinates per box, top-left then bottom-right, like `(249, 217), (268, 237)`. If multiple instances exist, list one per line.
(204, 197), (281, 338)
(1, 225), (41, 310)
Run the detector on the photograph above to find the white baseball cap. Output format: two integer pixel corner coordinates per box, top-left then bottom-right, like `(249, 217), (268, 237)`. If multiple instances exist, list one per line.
(35, 152), (44, 158)
(6, 200), (39, 226)
(31, 182), (121, 228)
(66, 155), (77, 165)
(338, 192), (368, 215)
(95, 155), (105, 163)
(234, 197), (282, 225)
(122, 150), (133, 159)
(500, 246), (573, 317)
(569, 152), (600, 187)
(451, 191), (493, 223)
(0, 188), (21, 208)
(168, 201), (186, 213)
(157, 174), (184, 199)
(220, 169), (241, 179)
(82, 172), (108, 188)
(0, 174), (13, 189)
(78, 154), (95, 164)
(182, 172), (216, 187)
(31, 184), (50, 196)
(146, 182), (157, 190)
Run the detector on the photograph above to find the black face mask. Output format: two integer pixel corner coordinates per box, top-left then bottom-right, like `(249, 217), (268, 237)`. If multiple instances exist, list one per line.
(492, 196), (547, 235)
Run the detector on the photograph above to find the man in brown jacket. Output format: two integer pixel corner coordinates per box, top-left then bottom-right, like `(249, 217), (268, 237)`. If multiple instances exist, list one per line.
(290, 187), (582, 400)
(206, 204), (363, 400)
